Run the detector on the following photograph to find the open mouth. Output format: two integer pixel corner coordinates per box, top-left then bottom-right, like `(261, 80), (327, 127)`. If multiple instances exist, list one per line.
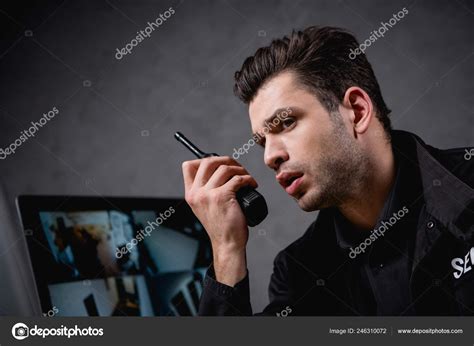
(285, 175), (304, 195)
(277, 172), (304, 196)
(282, 173), (303, 188)
(286, 175), (301, 187)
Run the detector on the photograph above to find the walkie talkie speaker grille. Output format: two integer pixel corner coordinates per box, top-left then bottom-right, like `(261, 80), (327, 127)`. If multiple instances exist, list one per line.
(236, 187), (268, 227)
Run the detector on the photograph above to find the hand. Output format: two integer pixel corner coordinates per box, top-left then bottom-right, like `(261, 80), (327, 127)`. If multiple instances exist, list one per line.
(181, 156), (257, 285)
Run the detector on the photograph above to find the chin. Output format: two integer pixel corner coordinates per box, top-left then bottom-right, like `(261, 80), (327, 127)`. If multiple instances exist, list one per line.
(297, 188), (332, 212)
(299, 202), (317, 212)
(296, 193), (320, 212)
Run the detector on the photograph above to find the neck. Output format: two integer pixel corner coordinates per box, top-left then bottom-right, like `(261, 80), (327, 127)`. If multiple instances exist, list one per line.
(339, 138), (396, 231)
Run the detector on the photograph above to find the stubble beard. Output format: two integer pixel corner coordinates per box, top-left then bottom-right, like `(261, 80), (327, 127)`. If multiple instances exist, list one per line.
(298, 114), (371, 212)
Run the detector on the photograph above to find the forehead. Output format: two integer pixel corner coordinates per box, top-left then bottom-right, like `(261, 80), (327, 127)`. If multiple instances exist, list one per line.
(248, 71), (322, 132)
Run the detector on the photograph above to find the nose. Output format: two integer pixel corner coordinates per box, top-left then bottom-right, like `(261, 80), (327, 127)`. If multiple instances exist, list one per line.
(264, 136), (289, 171)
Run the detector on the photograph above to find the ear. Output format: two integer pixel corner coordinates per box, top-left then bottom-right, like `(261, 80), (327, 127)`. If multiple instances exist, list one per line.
(342, 87), (373, 136)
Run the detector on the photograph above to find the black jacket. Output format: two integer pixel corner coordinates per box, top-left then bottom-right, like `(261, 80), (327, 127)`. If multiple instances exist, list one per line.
(199, 130), (474, 316)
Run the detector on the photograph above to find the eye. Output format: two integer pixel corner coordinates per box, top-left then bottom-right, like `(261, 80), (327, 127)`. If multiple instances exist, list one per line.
(281, 117), (295, 129)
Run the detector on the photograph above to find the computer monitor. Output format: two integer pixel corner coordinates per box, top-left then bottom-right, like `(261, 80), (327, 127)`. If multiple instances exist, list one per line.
(16, 195), (211, 316)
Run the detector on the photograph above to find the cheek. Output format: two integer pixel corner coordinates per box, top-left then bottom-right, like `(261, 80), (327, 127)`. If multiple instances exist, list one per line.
(297, 129), (325, 158)
(287, 116), (333, 162)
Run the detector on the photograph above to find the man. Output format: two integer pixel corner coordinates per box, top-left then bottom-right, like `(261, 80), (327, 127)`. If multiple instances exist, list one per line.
(181, 26), (473, 315)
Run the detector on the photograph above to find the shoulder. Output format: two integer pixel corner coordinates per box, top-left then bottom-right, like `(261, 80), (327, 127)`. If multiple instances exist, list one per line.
(423, 144), (474, 189)
(393, 130), (473, 189)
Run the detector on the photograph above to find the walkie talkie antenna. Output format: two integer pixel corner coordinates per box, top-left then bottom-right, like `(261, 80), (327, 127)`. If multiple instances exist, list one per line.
(174, 132), (208, 159)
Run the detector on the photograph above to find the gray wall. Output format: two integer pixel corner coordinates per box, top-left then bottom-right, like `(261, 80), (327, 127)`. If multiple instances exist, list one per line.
(0, 0), (472, 314)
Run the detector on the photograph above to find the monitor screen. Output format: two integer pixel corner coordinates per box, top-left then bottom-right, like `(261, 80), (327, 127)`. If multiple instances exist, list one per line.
(17, 196), (211, 316)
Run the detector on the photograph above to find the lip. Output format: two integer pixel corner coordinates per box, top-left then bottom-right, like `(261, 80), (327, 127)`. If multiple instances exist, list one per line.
(285, 175), (303, 196)
(276, 171), (304, 196)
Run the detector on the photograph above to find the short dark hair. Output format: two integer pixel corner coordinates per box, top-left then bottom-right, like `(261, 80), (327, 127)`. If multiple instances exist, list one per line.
(234, 26), (392, 136)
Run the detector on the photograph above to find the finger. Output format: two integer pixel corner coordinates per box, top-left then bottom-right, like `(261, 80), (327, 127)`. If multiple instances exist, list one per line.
(221, 174), (258, 193)
(194, 156), (242, 186)
(182, 159), (201, 192)
(205, 165), (248, 189)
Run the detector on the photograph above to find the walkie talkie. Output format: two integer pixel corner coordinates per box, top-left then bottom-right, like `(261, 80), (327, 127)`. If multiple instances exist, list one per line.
(175, 132), (268, 227)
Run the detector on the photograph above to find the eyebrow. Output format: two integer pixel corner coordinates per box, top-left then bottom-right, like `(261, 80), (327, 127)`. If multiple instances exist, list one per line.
(252, 107), (292, 144)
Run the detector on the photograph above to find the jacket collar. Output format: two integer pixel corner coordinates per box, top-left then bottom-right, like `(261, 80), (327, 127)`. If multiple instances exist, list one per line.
(390, 130), (474, 241)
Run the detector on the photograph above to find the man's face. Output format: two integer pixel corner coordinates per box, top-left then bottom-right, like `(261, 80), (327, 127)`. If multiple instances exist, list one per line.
(249, 71), (368, 211)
